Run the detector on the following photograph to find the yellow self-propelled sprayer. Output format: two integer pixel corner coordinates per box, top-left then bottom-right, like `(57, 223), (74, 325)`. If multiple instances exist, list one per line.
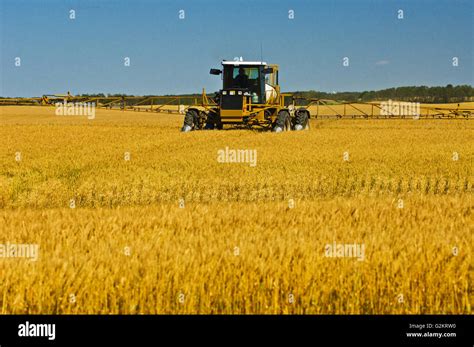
(181, 60), (311, 132)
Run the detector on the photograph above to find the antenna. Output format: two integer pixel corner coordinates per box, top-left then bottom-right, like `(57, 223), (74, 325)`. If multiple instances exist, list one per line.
(260, 43), (263, 62)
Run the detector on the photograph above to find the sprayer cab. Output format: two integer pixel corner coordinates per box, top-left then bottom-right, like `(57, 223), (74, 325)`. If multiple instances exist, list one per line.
(218, 61), (275, 104)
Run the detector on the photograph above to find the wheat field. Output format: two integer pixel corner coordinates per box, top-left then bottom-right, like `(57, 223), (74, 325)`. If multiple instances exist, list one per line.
(0, 106), (472, 314)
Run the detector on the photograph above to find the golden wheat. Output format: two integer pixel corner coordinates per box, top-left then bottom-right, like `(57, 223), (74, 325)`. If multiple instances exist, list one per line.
(0, 106), (472, 314)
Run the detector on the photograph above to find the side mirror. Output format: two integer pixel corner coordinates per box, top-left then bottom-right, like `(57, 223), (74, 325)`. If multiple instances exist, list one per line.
(210, 68), (222, 75)
(263, 68), (274, 74)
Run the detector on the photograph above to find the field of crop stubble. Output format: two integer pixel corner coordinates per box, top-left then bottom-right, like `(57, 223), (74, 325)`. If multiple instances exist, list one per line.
(0, 106), (472, 314)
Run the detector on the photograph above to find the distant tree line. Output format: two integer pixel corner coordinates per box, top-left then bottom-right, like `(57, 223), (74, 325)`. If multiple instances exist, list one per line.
(290, 85), (474, 103)
(4, 85), (471, 103)
(76, 85), (473, 103)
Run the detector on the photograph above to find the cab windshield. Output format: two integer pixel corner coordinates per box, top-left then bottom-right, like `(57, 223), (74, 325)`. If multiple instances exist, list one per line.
(223, 65), (260, 93)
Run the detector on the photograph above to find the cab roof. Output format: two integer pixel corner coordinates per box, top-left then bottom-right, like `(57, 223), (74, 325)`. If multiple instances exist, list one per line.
(222, 61), (267, 66)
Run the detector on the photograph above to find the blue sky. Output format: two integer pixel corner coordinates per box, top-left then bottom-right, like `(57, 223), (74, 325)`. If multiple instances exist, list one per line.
(1, 0), (472, 97)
